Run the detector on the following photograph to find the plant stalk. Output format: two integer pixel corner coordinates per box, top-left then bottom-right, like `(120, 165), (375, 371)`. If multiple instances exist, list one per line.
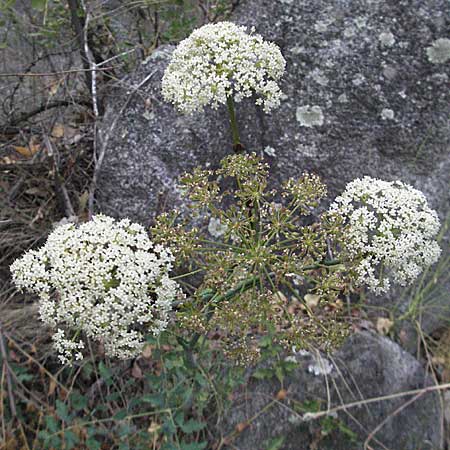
(226, 96), (244, 153)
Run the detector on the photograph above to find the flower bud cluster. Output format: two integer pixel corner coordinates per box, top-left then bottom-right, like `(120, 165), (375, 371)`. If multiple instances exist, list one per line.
(162, 21), (286, 114)
(11, 215), (181, 364)
(329, 177), (441, 294)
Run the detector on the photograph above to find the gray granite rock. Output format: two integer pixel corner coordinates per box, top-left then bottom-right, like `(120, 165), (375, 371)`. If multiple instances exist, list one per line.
(218, 332), (443, 450)
(96, 4), (449, 446)
(98, 0), (450, 225)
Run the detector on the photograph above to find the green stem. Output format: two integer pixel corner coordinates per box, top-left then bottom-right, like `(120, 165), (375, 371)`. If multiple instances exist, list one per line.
(185, 272), (275, 355)
(226, 95), (243, 153)
(301, 259), (342, 271)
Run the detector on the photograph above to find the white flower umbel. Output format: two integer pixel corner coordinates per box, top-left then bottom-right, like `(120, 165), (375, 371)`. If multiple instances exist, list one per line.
(329, 177), (441, 294)
(162, 21), (286, 114)
(11, 215), (181, 364)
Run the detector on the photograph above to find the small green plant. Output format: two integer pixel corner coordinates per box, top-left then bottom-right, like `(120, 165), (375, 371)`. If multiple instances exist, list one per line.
(4, 18), (446, 450)
(152, 152), (352, 363)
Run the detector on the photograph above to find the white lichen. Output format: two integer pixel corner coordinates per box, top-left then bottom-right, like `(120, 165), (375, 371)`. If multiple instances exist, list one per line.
(296, 105), (324, 127)
(379, 32), (395, 47)
(263, 145), (276, 157)
(314, 19), (332, 33)
(381, 108), (395, 120)
(352, 74), (365, 86)
(310, 68), (329, 86)
(337, 93), (348, 103)
(426, 38), (450, 64)
(343, 27), (356, 38)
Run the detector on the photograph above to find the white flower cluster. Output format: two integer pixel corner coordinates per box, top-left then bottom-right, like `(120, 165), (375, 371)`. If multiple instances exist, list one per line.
(161, 21), (286, 114)
(11, 215), (181, 364)
(329, 177), (441, 294)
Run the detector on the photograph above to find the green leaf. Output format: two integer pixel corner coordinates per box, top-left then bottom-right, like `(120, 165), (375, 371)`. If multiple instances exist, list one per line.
(45, 415), (59, 433)
(180, 442), (207, 450)
(338, 421), (358, 441)
(113, 409), (128, 420)
(275, 366), (284, 384)
(252, 368), (273, 380)
(98, 361), (113, 386)
(280, 360), (298, 372)
(31, 0), (47, 11)
(86, 438), (102, 450)
(162, 417), (177, 435)
(63, 430), (79, 449)
(105, 392), (121, 402)
(82, 362), (94, 378)
(264, 436), (285, 450)
(70, 391), (87, 411)
(180, 419), (206, 434)
(141, 393), (165, 407)
(259, 335), (273, 348)
(56, 400), (70, 422)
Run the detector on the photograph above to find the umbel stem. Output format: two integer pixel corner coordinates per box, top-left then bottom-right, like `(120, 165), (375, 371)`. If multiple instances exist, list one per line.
(226, 96), (244, 153)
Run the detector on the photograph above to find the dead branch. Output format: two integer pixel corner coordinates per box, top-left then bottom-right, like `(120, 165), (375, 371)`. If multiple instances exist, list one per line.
(0, 321), (17, 418)
(4, 98), (92, 128)
(43, 135), (76, 218)
(0, 67), (116, 78)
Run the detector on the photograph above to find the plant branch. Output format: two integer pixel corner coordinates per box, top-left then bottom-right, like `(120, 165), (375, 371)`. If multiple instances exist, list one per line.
(0, 322), (17, 418)
(4, 99), (92, 127)
(226, 96), (244, 153)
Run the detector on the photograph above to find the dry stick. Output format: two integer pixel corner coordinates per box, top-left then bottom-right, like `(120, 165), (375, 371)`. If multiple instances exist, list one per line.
(4, 99), (92, 127)
(67, 0), (92, 94)
(1, 364), (6, 444)
(87, 70), (157, 218)
(416, 322), (445, 450)
(0, 322), (17, 418)
(302, 382), (450, 422)
(2, 329), (68, 393)
(326, 355), (389, 449)
(80, 0), (99, 119)
(363, 392), (424, 450)
(0, 67), (116, 78)
(43, 135), (76, 218)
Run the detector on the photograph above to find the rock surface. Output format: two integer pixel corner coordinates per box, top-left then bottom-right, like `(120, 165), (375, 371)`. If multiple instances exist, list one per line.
(97, 0), (450, 341)
(218, 332), (442, 450)
(98, 0), (450, 224)
(95, 3), (450, 446)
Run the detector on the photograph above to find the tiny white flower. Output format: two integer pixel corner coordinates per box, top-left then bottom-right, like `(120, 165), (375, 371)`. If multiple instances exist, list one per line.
(329, 177), (441, 294)
(296, 105), (324, 127)
(11, 215), (181, 363)
(162, 22), (286, 114)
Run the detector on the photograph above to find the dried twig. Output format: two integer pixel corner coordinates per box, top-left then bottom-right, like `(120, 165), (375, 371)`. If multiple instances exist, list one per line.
(363, 392), (424, 450)
(0, 321), (17, 418)
(43, 135), (76, 218)
(80, 0), (99, 118)
(67, 0), (93, 94)
(302, 382), (450, 422)
(0, 67), (116, 78)
(4, 99), (92, 127)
